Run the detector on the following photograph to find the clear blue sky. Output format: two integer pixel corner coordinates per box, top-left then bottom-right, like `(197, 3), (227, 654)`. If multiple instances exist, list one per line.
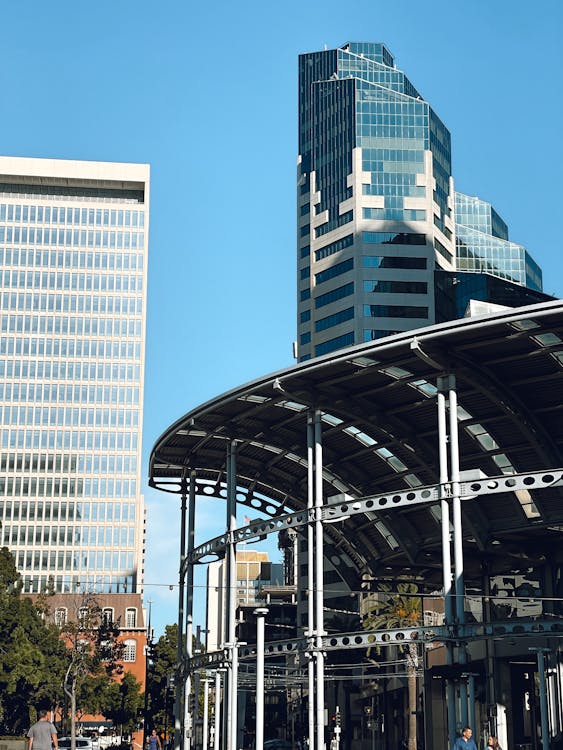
(1, 0), (562, 636)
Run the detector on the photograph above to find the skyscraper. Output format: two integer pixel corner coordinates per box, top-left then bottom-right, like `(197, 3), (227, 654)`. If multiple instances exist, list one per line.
(454, 191), (542, 291)
(0, 156), (149, 597)
(297, 43), (546, 360)
(297, 42), (455, 360)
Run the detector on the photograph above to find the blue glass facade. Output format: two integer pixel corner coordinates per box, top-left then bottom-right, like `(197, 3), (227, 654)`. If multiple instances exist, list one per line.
(455, 192), (543, 291)
(0, 158), (149, 595)
(297, 42), (455, 360)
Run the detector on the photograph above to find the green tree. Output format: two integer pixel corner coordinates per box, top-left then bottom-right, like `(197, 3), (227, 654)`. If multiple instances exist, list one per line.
(104, 673), (144, 737)
(147, 625), (178, 732)
(362, 582), (422, 750)
(59, 592), (124, 749)
(0, 548), (67, 734)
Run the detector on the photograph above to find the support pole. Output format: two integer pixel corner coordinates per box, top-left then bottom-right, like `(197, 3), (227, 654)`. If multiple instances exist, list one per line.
(202, 678), (210, 750)
(175, 477), (188, 750)
(530, 648), (550, 750)
(314, 410), (325, 750)
(254, 608), (269, 750)
(448, 379), (468, 728)
(214, 671), (222, 750)
(225, 441), (238, 750)
(437, 380), (456, 746)
(185, 473), (197, 749)
(307, 413), (315, 750)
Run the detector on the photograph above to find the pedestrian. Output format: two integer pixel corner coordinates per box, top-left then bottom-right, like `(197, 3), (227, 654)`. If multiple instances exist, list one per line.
(27, 710), (58, 750)
(148, 730), (161, 750)
(452, 726), (478, 750)
(487, 736), (502, 750)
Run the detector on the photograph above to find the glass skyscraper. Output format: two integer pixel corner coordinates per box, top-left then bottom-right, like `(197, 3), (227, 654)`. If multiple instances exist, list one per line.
(297, 43), (545, 360)
(455, 191), (542, 291)
(0, 156), (149, 596)
(297, 42), (456, 360)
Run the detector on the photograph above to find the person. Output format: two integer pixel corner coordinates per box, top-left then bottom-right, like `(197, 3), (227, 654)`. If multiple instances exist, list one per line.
(453, 726), (478, 750)
(148, 730), (161, 750)
(487, 736), (502, 750)
(27, 710), (58, 750)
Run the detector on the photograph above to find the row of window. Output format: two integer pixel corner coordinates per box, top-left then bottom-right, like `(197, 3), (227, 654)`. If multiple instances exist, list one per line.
(315, 282), (354, 308)
(1, 336), (141, 360)
(315, 257), (353, 285)
(315, 331), (355, 356)
(0, 204), (145, 228)
(0, 359), (141, 382)
(20, 573), (136, 595)
(314, 233), (354, 261)
(0, 227), (145, 250)
(0, 450), (136, 475)
(363, 304), (428, 318)
(4, 524), (135, 549)
(0, 499), (137, 522)
(0, 428), (139, 452)
(363, 231), (426, 245)
(316, 306), (354, 332)
(2, 313), (142, 337)
(12, 547), (135, 574)
(363, 255), (427, 269)
(315, 210), (353, 238)
(0, 473), (138, 497)
(363, 280), (428, 294)
(0, 248), (144, 271)
(1, 269), (143, 293)
(2, 291), (143, 315)
(363, 207), (426, 221)
(0, 383), (140, 405)
(54, 605), (138, 629)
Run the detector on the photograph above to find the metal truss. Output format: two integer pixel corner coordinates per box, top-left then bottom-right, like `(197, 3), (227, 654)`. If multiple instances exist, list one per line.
(188, 618), (563, 673)
(185, 468), (563, 570)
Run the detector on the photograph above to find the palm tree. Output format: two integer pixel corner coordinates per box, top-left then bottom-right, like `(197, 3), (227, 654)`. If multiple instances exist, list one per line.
(362, 582), (422, 750)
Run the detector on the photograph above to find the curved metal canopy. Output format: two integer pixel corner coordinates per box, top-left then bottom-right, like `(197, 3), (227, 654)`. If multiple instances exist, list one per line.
(149, 300), (563, 586)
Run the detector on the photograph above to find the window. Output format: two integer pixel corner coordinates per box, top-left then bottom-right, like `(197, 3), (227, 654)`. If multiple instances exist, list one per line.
(362, 256), (426, 270)
(125, 607), (137, 628)
(102, 607), (114, 625)
(315, 332), (354, 356)
(314, 234), (354, 262)
(315, 258), (353, 285)
(315, 307), (354, 332)
(364, 304), (428, 319)
(123, 639), (136, 662)
(54, 607), (67, 627)
(363, 280), (427, 294)
(315, 283), (354, 309)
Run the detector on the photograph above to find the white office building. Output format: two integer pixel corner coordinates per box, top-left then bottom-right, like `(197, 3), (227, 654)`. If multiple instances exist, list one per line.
(0, 156), (149, 595)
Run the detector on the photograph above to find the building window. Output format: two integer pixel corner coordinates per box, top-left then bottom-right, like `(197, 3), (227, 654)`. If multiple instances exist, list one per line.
(102, 607), (114, 625)
(315, 258), (353, 285)
(315, 307), (354, 332)
(314, 282), (354, 309)
(125, 607), (137, 628)
(123, 639), (136, 662)
(364, 304), (428, 319)
(315, 332), (354, 356)
(54, 607), (67, 627)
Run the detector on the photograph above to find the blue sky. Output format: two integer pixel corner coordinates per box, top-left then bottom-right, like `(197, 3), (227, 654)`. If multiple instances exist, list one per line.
(1, 0), (562, 635)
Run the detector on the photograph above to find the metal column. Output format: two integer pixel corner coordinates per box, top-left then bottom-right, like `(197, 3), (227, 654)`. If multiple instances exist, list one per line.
(175, 476), (188, 750)
(437, 380), (456, 746)
(314, 410), (326, 750)
(530, 648), (550, 750)
(185, 473), (197, 749)
(202, 678), (210, 750)
(448, 379), (468, 728)
(307, 413), (315, 750)
(254, 608), (269, 750)
(214, 671), (222, 750)
(225, 441), (238, 750)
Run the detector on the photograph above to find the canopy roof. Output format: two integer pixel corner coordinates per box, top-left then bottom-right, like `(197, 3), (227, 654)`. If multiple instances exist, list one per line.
(149, 300), (563, 588)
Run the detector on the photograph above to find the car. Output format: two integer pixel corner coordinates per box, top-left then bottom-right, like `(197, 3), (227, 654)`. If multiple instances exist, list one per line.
(263, 741), (293, 750)
(58, 738), (94, 750)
